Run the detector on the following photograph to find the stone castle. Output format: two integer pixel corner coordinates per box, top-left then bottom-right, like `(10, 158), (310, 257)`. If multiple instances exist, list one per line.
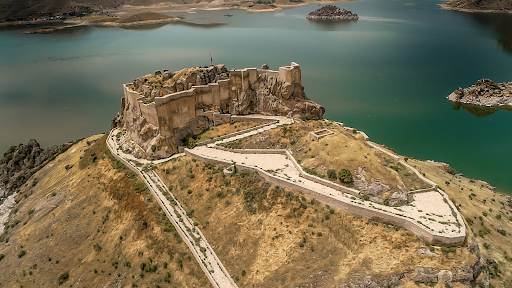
(113, 62), (325, 159)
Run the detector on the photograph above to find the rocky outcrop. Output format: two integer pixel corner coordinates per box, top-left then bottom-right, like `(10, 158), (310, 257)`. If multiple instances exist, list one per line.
(447, 79), (512, 107)
(306, 5), (359, 20)
(338, 235), (489, 288)
(131, 64), (230, 103)
(0, 139), (76, 198)
(442, 0), (512, 12)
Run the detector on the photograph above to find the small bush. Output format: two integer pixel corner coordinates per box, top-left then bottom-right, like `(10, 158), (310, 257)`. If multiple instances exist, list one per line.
(440, 247), (456, 253)
(58, 271), (69, 285)
(327, 169), (337, 180)
(0, 254), (4, 261)
(338, 169), (353, 184)
(18, 250), (26, 258)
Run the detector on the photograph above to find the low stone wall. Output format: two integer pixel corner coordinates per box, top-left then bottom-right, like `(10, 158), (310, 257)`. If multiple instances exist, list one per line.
(211, 146), (360, 196)
(197, 120), (278, 146)
(184, 147), (465, 246)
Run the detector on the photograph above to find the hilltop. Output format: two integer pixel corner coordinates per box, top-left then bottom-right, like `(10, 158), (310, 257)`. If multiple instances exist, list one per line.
(2, 119), (512, 286)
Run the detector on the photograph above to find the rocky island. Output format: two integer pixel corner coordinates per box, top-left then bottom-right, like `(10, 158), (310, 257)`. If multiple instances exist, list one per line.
(447, 78), (512, 107)
(306, 5), (359, 20)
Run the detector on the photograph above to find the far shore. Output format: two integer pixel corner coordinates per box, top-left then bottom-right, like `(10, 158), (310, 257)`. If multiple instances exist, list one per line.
(2, 0), (357, 32)
(439, 3), (512, 13)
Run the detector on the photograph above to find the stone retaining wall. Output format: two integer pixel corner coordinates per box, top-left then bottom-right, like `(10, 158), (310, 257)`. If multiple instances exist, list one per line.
(197, 120), (278, 146)
(211, 146), (361, 196)
(184, 148), (465, 246)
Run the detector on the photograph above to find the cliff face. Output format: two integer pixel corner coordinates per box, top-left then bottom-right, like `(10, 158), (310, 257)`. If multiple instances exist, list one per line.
(0, 139), (76, 198)
(447, 79), (512, 107)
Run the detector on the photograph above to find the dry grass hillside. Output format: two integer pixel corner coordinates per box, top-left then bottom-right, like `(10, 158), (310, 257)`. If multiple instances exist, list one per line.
(222, 120), (429, 202)
(411, 159), (512, 287)
(0, 135), (208, 287)
(156, 156), (478, 287)
(194, 121), (271, 144)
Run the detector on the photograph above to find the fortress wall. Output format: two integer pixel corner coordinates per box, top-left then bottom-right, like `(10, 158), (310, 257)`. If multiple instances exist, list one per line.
(211, 83), (221, 108)
(247, 68), (257, 86)
(171, 96), (196, 130)
(230, 70), (250, 91)
(219, 80), (231, 101)
(279, 62), (301, 84)
(124, 84), (143, 110)
(256, 69), (279, 78)
(193, 85), (214, 107)
(155, 90), (195, 106)
(139, 102), (159, 127)
(184, 148), (465, 246)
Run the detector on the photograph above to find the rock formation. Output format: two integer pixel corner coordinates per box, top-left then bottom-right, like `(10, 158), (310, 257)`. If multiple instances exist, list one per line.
(114, 62), (325, 159)
(306, 5), (359, 20)
(447, 79), (512, 107)
(0, 139), (76, 198)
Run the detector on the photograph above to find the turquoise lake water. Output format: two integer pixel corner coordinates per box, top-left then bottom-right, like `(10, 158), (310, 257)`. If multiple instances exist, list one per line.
(1, 0), (511, 193)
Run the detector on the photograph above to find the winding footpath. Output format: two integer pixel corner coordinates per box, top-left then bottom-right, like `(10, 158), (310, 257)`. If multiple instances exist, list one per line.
(107, 114), (467, 287)
(106, 130), (238, 288)
(185, 117), (466, 246)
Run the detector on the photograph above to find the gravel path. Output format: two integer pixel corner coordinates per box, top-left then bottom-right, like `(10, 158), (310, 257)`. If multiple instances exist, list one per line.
(107, 130), (238, 288)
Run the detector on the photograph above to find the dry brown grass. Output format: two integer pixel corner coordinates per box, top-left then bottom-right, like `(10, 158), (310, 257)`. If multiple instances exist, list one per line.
(411, 159), (512, 287)
(194, 121), (270, 143)
(231, 120), (429, 199)
(116, 11), (172, 24)
(0, 135), (208, 287)
(157, 156), (476, 287)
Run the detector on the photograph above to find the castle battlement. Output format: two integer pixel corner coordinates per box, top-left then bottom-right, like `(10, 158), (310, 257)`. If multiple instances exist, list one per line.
(115, 62), (324, 159)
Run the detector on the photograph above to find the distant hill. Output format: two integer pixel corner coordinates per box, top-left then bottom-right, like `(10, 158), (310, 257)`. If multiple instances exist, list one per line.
(444, 0), (512, 12)
(0, 0), (182, 21)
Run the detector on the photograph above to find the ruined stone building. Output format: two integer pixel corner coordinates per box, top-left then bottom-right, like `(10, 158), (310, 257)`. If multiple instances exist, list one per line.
(113, 62), (325, 159)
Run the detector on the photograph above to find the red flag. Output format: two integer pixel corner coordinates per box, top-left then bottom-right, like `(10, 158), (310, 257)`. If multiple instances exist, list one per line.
(210, 52), (213, 65)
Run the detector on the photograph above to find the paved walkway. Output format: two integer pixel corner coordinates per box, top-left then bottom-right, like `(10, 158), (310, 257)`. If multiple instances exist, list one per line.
(185, 117), (466, 245)
(107, 130), (238, 288)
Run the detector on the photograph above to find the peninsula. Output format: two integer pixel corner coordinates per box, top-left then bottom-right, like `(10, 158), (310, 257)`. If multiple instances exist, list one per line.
(447, 78), (512, 107)
(2, 63), (512, 288)
(306, 5), (359, 20)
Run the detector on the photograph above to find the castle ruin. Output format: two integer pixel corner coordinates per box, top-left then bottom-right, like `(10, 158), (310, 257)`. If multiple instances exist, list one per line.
(113, 62), (325, 159)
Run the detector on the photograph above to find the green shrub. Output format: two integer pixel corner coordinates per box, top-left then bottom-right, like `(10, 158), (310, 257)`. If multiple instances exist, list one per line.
(440, 247), (456, 253)
(18, 250), (26, 258)
(164, 271), (171, 282)
(327, 169), (337, 180)
(338, 169), (353, 184)
(184, 134), (197, 149)
(151, 145), (157, 152)
(58, 271), (69, 285)
(0, 254), (4, 261)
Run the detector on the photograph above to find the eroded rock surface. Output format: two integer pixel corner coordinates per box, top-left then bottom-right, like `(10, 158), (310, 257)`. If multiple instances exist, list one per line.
(0, 139), (76, 198)
(307, 5), (359, 20)
(447, 79), (512, 107)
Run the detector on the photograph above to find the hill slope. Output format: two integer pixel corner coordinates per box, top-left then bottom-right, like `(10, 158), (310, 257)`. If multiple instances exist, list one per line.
(0, 135), (208, 287)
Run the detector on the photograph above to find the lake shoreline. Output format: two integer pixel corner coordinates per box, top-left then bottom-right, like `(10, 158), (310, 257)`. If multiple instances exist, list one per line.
(0, 0), (357, 31)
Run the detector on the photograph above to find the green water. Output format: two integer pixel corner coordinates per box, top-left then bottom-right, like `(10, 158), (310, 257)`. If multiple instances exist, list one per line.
(1, 0), (511, 193)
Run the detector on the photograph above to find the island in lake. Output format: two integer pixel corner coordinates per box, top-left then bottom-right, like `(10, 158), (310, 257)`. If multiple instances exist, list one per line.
(447, 79), (512, 108)
(306, 5), (359, 20)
